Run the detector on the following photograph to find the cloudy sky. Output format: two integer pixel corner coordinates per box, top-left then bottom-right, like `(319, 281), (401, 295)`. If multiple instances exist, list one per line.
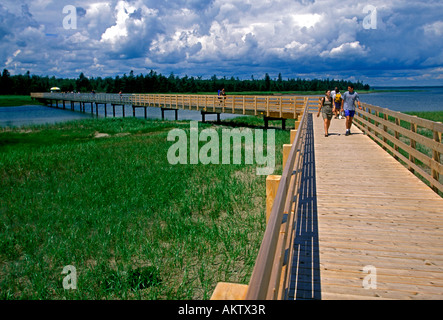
(1, 0), (442, 86)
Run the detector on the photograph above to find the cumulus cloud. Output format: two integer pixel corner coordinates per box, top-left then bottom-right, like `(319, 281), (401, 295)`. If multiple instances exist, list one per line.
(0, 0), (442, 85)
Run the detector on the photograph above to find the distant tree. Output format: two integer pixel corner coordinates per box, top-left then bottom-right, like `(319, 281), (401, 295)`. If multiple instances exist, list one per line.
(76, 73), (91, 92)
(0, 69), (370, 95)
(0, 69), (13, 94)
(264, 73), (271, 91)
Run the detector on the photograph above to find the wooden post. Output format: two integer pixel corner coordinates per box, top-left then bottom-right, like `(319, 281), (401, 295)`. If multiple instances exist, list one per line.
(211, 282), (248, 300)
(144, 107), (147, 119)
(290, 130), (297, 144)
(409, 118), (417, 173)
(266, 175), (281, 223)
(394, 117), (400, 160)
(104, 104), (107, 118)
(382, 113), (388, 151)
(294, 120), (300, 130)
(432, 128), (441, 192)
(283, 144), (292, 168)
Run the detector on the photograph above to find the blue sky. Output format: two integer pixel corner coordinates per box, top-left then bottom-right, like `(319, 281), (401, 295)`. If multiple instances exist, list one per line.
(1, 0), (442, 86)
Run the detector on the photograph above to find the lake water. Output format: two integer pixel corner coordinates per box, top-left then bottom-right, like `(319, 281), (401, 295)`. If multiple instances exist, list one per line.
(0, 104), (241, 128)
(361, 86), (443, 113)
(1, 87), (442, 128)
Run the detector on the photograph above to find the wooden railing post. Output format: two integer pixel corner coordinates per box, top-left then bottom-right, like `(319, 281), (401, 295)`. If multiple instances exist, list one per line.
(394, 117), (400, 160)
(294, 120), (300, 130)
(211, 282), (248, 300)
(409, 118), (418, 173)
(432, 128), (442, 192)
(266, 175), (282, 224)
(283, 144), (292, 168)
(290, 130), (297, 144)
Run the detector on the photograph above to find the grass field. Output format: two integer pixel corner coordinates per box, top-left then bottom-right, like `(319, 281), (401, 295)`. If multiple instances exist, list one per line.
(0, 95), (44, 107)
(0, 117), (289, 299)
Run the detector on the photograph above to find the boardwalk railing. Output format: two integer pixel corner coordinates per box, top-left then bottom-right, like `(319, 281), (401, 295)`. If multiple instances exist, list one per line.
(354, 103), (443, 194)
(211, 99), (313, 300)
(246, 105), (310, 299)
(31, 92), (321, 120)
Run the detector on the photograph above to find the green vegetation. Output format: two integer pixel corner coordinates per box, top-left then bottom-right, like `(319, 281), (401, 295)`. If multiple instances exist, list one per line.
(0, 117), (289, 299)
(0, 95), (43, 107)
(1, 68), (370, 95)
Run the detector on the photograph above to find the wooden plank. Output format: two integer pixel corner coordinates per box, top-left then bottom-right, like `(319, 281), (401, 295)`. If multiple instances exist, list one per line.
(211, 282), (249, 300)
(292, 115), (443, 300)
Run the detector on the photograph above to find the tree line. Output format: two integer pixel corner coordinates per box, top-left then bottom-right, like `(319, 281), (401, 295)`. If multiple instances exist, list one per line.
(0, 68), (370, 95)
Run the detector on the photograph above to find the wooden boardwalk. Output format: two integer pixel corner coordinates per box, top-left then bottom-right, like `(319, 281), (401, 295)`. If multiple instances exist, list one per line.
(288, 114), (443, 299)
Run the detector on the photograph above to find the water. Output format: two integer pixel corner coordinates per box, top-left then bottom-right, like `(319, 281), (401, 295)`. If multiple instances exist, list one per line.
(0, 103), (241, 128)
(0, 105), (94, 128)
(1, 87), (442, 128)
(360, 86), (443, 113)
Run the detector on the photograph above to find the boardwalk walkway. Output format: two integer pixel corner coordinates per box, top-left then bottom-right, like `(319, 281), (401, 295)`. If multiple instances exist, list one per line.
(288, 113), (443, 300)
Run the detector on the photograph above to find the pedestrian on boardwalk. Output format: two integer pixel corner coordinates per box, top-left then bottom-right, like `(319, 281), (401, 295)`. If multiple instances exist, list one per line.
(332, 88), (342, 119)
(218, 88), (226, 103)
(317, 89), (334, 137)
(340, 85), (362, 136)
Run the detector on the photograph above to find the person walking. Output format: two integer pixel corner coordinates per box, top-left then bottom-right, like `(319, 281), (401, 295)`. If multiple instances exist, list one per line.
(340, 85), (362, 136)
(218, 88), (226, 103)
(317, 90), (334, 137)
(333, 88), (342, 119)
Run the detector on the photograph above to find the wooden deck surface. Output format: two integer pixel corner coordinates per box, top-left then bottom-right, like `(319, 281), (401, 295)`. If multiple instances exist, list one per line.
(288, 114), (443, 300)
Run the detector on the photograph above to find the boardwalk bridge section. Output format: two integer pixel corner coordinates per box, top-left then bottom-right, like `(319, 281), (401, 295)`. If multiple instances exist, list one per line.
(31, 92), (443, 299)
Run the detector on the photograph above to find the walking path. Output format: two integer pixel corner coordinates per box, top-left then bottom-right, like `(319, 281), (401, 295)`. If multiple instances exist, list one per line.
(288, 114), (443, 299)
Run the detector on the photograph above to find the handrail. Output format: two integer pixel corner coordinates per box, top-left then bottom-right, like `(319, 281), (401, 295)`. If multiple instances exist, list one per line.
(245, 100), (311, 300)
(354, 103), (443, 194)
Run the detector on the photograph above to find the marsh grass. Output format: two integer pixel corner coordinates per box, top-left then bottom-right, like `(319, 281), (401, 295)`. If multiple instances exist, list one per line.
(0, 117), (288, 299)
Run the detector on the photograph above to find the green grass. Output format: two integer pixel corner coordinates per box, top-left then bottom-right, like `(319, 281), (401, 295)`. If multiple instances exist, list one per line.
(0, 117), (288, 299)
(0, 95), (44, 107)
